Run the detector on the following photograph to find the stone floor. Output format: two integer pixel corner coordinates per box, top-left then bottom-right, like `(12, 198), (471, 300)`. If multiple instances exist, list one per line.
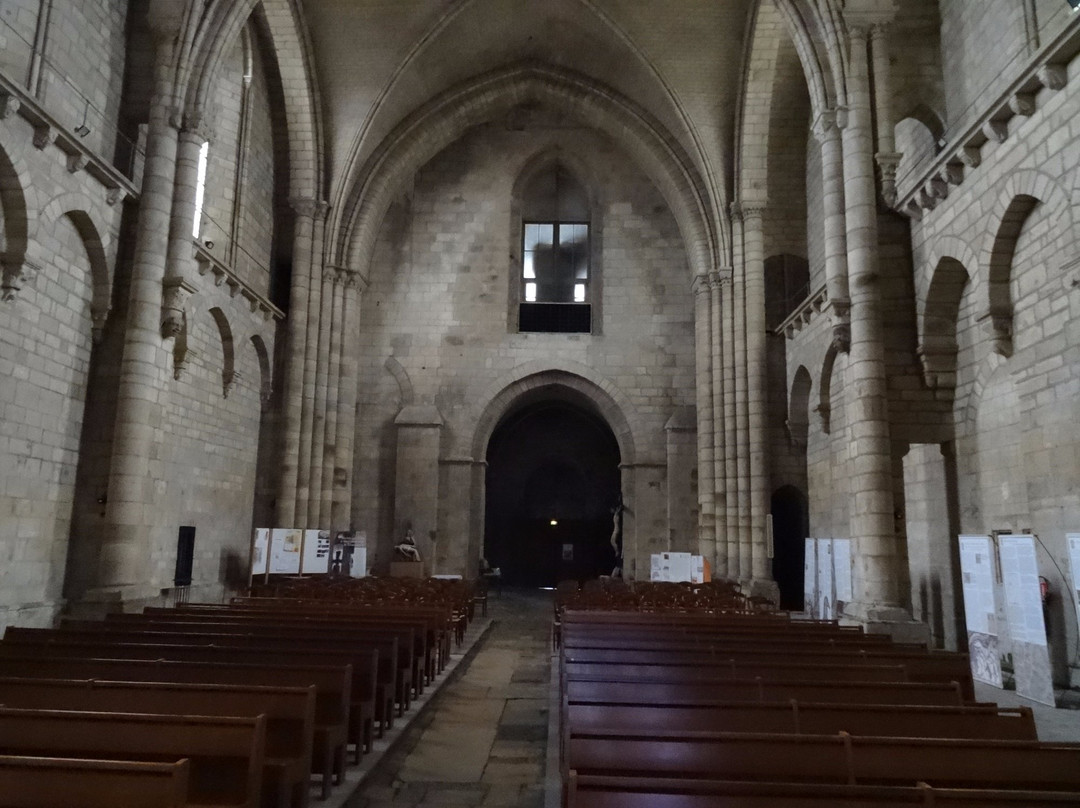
(344, 589), (553, 807)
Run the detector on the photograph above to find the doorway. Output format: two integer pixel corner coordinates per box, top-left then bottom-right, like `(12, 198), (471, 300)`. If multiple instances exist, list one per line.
(771, 485), (808, 610)
(485, 400), (620, 587)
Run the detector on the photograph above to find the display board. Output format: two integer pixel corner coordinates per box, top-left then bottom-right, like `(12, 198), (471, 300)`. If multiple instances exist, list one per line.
(832, 538), (852, 608)
(999, 534), (1054, 706)
(691, 555), (705, 584)
(251, 528), (269, 576)
(331, 531), (367, 578)
(958, 535), (1001, 687)
(803, 538), (817, 617)
(269, 528), (302, 574)
(816, 539), (834, 619)
(1068, 534), (1080, 635)
(650, 552), (693, 582)
(300, 529), (331, 574)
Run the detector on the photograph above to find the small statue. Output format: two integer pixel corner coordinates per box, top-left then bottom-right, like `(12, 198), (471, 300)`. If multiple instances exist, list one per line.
(395, 527), (421, 562)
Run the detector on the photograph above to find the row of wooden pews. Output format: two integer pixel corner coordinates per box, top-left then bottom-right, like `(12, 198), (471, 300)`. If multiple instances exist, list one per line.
(0, 576), (477, 808)
(556, 587), (1080, 807)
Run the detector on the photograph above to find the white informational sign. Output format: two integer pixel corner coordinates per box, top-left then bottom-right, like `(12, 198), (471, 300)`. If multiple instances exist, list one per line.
(251, 528), (270, 576)
(832, 538), (853, 604)
(816, 539), (834, 620)
(958, 535), (1002, 687)
(998, 534), (1054, 706)
(663, 552), (694, 583)
(803, 538), (817, 617)
(331, 531), (367, 578)
(300, 529), (331, 574)
(691, 555), (705, 584)
(269, 528), (302, 574)
(1067, 534), (1080, 635)
(650, 553), (663, 581)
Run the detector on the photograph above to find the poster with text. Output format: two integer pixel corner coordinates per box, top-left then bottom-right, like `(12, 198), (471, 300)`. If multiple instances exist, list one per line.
(330, 531), (367, 578)
(650, 553), (663, 581)
(958, 535), (1001, 687)
(251, 528), (270, 576)
(691, 555), (705, 584)
(833, 538), (853, 607)
(999, 534), (1054, 706)
(663, 552), (694, 583)
(816, 539), (834, 620)
(301, 529), (331, 574)
(804, 538), (817, 617)
(1068, 534), (1080, 636)
(269, 528), (302, 574)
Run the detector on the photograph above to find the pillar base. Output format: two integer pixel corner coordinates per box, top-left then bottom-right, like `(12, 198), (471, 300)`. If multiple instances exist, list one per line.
(841, 600), (930, 646)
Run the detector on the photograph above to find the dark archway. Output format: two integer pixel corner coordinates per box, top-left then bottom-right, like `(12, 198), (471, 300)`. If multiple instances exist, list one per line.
(485, 400), (620, 587)
(771, 485), (808, 610)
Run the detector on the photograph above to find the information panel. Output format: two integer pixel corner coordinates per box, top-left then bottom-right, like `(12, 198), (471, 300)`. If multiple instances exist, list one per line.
(803, 538), (817, 617)
(269, 528), (302, 574)
(999, 534), (1054, 706)
(958, 535), (1001, 688)
(833, 538), (853, 608)
(816, 539), (834, 620)
(300, 529), (331, 574)
(251, 527), (269, 576)
(1068, 534), (1080, 635)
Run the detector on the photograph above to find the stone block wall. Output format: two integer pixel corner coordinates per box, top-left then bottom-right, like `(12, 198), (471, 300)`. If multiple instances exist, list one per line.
(353, 124), (696, 577)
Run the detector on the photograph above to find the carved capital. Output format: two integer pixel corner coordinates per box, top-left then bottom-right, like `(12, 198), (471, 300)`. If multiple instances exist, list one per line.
(692, 273), (711, 298)
(834, 106), (851, 130)
(938, 163), (964, 186)
(1, 258), (41, 301)
(222, 369), (242, 399)
(982, 120), (1008, 144)
(0, 92), (21, 120)
(1009, 92), (1036, 117)
(1038, 64), (1068, 91)
(875, 151), (902, 207)
(66, 153), (89, 174)
(32, 124), (55, 150)
(812, 108), (841, 143)
(289, 196), (321, 220)
(958, 146), (981, 169)
(181, 112), (215, 144)
(977, 308), (1013, 358)
(172, 345), (193, 380)
(106, 187), (127, 206)
(715, 267), (734, 287)
(160, 277), (197, 338)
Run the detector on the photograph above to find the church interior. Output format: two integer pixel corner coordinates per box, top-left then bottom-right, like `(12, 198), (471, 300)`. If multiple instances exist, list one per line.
(0, 1), (1079, 797)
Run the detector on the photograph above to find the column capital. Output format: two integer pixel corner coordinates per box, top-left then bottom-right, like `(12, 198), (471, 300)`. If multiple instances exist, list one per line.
(844, 0), (897, 38)
(736, 200), (767, 222)
(812, 108), (842, 142)
(714, 267), (734, 286)
(290, 197), (329, 220)
(180, 112), (215, 144)
(692, 272), (712, 297)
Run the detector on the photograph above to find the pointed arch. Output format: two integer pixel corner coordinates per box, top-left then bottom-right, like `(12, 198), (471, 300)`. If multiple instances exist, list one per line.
(208, 307), (236, 398)
(789, 365), (813, 447)
(37, 193), (114, 332)
(249, 333), (271, 404)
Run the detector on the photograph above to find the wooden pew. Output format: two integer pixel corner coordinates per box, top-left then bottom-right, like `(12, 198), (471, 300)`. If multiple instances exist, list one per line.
(563, 678), (967, 707)
(0, 707), (265, 808)
(0, 755), (190, 808)
(566, 773), (1080, 807)
(0, 655), (349, 801)
(566, 728), (1080, 791)
(562, 660), (912, 684)
(564, 701), (1038, 742)
(1, 627), (377, 767)
(0, 677), (315, 808)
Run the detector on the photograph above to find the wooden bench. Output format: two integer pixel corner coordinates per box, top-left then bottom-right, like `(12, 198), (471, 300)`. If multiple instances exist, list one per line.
(563, 677), (967, 707)
(566, 728), (1080, 790)
(0, 707), (265, 808)
(566, 773), (1080, 807)
(562, 659), (912, 684)
(0, 655), (349, 801)
(0, 755), (190, 808)
(0, 677), (315, 808)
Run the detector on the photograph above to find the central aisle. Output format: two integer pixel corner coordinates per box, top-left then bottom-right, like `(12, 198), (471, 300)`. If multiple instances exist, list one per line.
(347, 590), (553, 808)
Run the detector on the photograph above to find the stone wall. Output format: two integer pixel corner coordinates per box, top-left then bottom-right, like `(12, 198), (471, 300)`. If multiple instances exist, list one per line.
(353, 124), (696, 578)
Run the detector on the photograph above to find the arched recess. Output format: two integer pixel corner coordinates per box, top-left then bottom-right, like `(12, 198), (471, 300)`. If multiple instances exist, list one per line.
(0, 142), (31, 299)
(468, 363), (640, 466)
(208, 307), (237, 398)
(249, 332), (275, 528)
(36, 196), (113, 339)
(919, 257), (970, 390)
(788, 365), (812, 449)
(979, 171), (1073, 356)
(771, 484), (809, 610)
(339, 63), (719, 285)
(817, 343), (838, 435)
(249, 334), (272, 404)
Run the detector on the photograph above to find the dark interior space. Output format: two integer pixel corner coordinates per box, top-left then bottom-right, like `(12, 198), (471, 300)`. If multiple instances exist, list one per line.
(771, 485), (809, 610)
(485, 398), (621, 587)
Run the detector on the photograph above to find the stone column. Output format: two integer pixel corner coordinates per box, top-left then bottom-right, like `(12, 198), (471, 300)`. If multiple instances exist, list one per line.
(161, 118), (210, 338)
(870, 24), (902, 209)
(319, 271), (345, 527)
(97, 21), (181, 588)
(394, 405), (444, 570)
(692, 273), (716, 565)
(740, 203), (770, 583)
(331, 269), (364, 531)
(813, 109), (851, 351)
(276, 198), (318, 527)
(721, 268), (739, 580)
(709, 269), (727, 577)
(840, 18), (902, 617)
(730, 206), (750, 582)
(306, 268), (334, 527)
(666, 408), (698, 558)
(298, 205), (328, 526)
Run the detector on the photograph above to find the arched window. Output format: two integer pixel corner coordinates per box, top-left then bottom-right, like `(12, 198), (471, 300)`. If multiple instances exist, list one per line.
(517, 163), (593, 333)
